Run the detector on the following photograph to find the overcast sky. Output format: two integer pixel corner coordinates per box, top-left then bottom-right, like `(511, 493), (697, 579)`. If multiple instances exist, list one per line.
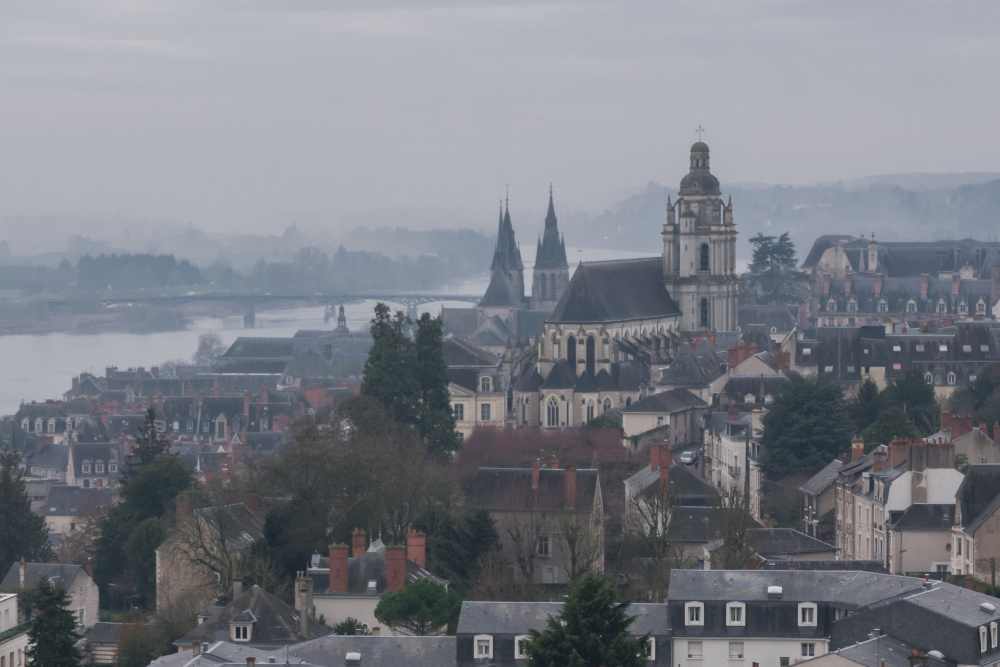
(1, 0), (998, 235)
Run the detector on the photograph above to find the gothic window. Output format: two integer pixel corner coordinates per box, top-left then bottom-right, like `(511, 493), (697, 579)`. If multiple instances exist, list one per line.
(827, 298), (837, 312)
(906, 300), (917, 313)
(546, 398), (559, 427)
(699, 299), (709, 327)
(847, 299), (857, 313)
(550, 273), (557, 300)
(603, 398), (612, 412)
(567, 335), (577, 366)
(586, 401), (594, 422)
(877, 299), (888, 313)
(936, 299), (947, 315)
(586, 336), (596, 376)
(539, 273), (547, 299)
(978, 299), (987, 315)
(699, 243), (710, 272)
(959, 301), (968, 316)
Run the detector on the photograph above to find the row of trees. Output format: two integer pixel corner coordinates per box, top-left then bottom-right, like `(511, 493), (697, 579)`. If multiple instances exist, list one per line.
(77, 253), (203, 290)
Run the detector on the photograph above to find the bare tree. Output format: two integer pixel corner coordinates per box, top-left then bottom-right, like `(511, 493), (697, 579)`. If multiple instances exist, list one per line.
(622, 484), (688, 601)
(557, 511), (603, 582)
(468, 549), (524, 601)
(494, 487), (547, 591)
(58, 495), (108, 565)
(711, 480), (755, 570)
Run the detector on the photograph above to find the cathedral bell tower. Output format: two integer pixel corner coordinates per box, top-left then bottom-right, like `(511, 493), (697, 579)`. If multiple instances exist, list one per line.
(662, 141), (738, 333)
(531, 186), (570, 310)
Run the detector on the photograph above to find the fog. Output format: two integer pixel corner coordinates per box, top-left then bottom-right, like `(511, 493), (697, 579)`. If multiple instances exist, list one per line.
(1, 1), (998, 237)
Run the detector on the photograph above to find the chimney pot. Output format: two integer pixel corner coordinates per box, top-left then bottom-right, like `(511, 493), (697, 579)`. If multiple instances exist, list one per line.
(192, 640), (201, 656)
(352, 528), (367, 559)
(328, 544), (349, 593)
(247, 657), (255, 667)
(550, 454), (558, 469)
(532, 459), (542, 489)
(406, 530), (426, 569)
(564, 465), (577, 509)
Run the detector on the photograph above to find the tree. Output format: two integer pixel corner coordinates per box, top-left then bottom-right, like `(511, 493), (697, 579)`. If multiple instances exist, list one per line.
(744, 232), (807, 305)
(880, 368), (938, 435)
(414, 313), (460, 457)
(860, 406), (920, 450)
(123, 518), (164, 606)
(759, 372), (853, 479)
(557, 513), (603, 582)
(711, 481), (754, 570)
(0, 450), (52, 572)
(331, 617), (369, 636)
(120, 407), (170, 485)
(525, 573), (649, 667)
(373, 578), (461, 636)
(26, 580), (82, 667)
(192, 331), (227, 365)
(852, 377), (882, 435)
(362, 303), (419, 426)
(113, 621), (158, 667)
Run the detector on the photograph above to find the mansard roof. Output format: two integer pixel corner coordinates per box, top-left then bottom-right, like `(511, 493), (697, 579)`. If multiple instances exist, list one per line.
(534, 192), (568, 270)
(739, 305), (798, 334)
(548, 257), (680, 324)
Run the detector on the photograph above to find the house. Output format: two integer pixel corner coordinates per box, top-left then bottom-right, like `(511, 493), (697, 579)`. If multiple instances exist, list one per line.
(304, 529), (447, 636)
(66, 441), (121, 489)
(620, 388), (707, 445)
(668, 569), (926, 667)
(155, 490), (267, 613)
(888, 503), (955, 575)
(800, 458), (844, 543)
(443, 336), (507, 440)
(42, 486), (115, 539)
(950, 464), (1000, 580)
(455, 601), (667, 665)
(25, 443), (68, 483)
(174, 582), (327, 652)
(655, 341), (723, 403)
(474, 460), (603, 585)
(0, 560), (99, 630)
(703, 407), (764, 522)
(0, 594), (30, 667)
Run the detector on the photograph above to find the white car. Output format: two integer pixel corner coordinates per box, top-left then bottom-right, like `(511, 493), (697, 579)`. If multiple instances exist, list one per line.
(680, 450), (699, 465)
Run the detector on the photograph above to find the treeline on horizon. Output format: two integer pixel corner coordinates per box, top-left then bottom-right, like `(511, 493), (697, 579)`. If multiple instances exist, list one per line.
(0, 227), (495, 296)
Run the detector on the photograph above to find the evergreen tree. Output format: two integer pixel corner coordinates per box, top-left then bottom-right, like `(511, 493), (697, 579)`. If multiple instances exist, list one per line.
(361, 303), (419, 425)
(759, 372), (853, 479)
(373, 578), (461, 636)
(526, 573), (649, 667)
(414, 313), (460, 457)
(0, 450), (52, 572)
(26, 579), (81, 667)
(120, 407), (169, 486)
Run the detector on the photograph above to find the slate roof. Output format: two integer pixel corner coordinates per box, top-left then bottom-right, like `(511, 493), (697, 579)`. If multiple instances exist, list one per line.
(621, 388), (707, 414)
(1, 563), (87, 590)
(831, 634), (934, 667)
(28, 443), (68, 470)
(287, 634), (455, 667)
(282, 355), (365, 379)
(81, 622), (123, 644)
(479, 267), (521, 308)
(442, 336), (499, 368)
(757, 560), (888, 573)
(457, 601), (668, 636)
(741, 323), (775, 353)
(668, 570), (924, 606)
(745, 528), (837, 556)
(739, 305), (798, 334)
(801, 458), (844, 496)
(192, 503), (265, 550)
(534, 192), (569, 270)
(801, 235), (856, 269)
(176, 585), (327, 647)
(548, 257), (681, 323)
(44, 485), (115, 516)
(473, 467), (599, 513)
(955, 464), (1000, 534)
(440, 307), (477, 338)
(658, 343), (722, 387)
(516, 309), (549, 339)
(626, 461), (715, 504)
(70, 442), (119, 476)
(892, 503), (954, 531)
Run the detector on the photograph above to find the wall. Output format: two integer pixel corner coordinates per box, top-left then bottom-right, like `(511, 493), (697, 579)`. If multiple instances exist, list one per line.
(890, 529), (952, 575)
(672, 636), (828, 667)
(69, 572), (100, 631)
(311, 596), (385, 636)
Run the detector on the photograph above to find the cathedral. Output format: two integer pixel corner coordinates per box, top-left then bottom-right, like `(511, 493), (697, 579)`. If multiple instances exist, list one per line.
(511, 141), (739, 428)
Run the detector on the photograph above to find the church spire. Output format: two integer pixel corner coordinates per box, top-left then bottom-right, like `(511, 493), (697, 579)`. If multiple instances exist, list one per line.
(534, 186), (568, 270)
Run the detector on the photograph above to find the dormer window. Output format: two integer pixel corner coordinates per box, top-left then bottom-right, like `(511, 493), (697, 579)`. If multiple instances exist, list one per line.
(991, 621), (998, 648)
(81, 463), (91, 474)
(947, 372), (956, 385)
(847, 299), (857, 314)
(232, 624), (250, 642)
(474, 634), (493, 659)
(798, 602), (817, 626)
(34, 418), (43, 434)
(726, 602), (746, 626)
(936, 299), (947, 315)
(827, 299), (837, 312)
(109, 463), (117, 473)
(21, 419), (28, 431)
(977, 299), (987, 316)
(877, 299), (888, 313)
(514, 635), (531, 660)
(981, 625), (988, 653)
(480, 376), (492, 392)
(924, 372), (934, 384)
(47, 419), (56, 434)
(959, 301), (969, 316)
(685, 602), (704, 626)
(95, 462), (105, 473)
(906, 300), (917, 313)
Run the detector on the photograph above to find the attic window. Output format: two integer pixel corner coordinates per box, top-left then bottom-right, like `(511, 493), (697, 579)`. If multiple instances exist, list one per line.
(367, 580), (377, 593)
(824, 366), (834, 373)
(685, 602), (704, 626)
(514, 635), (531, 660)
(983, 345), (991, 353)
(846, 366), (855, 373)
(915, 344), (925, 352)
(798, 603), (817, 626)
(940, 344), (948, 352)
(892, 345), (902, 352)
(233, 625), (250, 642)
(964, 345), (973, 352)
(971, 374), (978, 382)
(474, 635), (494, 659)
(81, 464), (91, 474)
(802, 348), (811, 356)
(109, 463), (117, 473)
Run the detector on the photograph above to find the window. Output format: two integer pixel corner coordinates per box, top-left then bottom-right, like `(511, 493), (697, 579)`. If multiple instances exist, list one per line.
(480, 376), (492, 392)
(937, 299), (947, 315)
(537, 536), (549, 557)
(685, 602), (704, 626)
(586, 401), (594, 422)
(108, 463), (117, 473)
(981, 625), (988, 653)
(801, 643), (816, 657)
(642, 637), (655, 660)
(546, 397), (559, 427)
(925, 372), (934, 384)
(700, 243), (710, 271)
(480, 404), (491, 422)
(916, 344), (925, 352)
(260, 419), (268, 431)
(233, 625), (249, 641)
(728, 641), (744, 659)
(474, 635), (493, 659)
(687, 641), (703, 659)
(47, 419), (56, 434)
(20, 419), (27, 431)
(847, 299), (857, 313)
(539, 273), (547, 300)
(798, 602), (817, 626)
(959, 302), (969, 316)
(978, 300), (987, 315)
(453, 403), (464, 421)
(992, 621), (998, 648)
(726, 602), (745, 626)
(549, 273), (557, 300)
(940, 344), (948, 352)
(216, 421), (225, 438)
(77, 607), (85, 627)
(892, 344), (902, 353)
(514, 635), (530, 660)
(877, 299), (888, 313)
(802, 348), (811, 356)
(95, 463), (104, 473)
(34, 419), (42, 433)
(906, 300), (917, 313)
(81, 463), (91, 474)
(700, 298), (709, 327)
(603, 398), (612, 412)
(956, 538), (962, 556)
(948, 372), (956, 385)
(780, 659), (790, 667)
(827, 298), (837, 312)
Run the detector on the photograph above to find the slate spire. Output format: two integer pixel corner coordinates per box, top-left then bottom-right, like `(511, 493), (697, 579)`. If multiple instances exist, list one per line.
(534, 186), (569, 270)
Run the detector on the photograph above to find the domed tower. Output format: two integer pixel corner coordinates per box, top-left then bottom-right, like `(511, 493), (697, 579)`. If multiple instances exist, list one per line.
(662, 142), (738, 333)
(531, 186), (570, 310)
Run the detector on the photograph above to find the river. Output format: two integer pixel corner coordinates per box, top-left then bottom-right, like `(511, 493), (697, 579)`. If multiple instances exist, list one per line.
(0, 245), (664, 416)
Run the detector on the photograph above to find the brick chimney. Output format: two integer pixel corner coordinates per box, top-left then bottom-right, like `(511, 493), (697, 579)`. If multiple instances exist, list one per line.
(243, 490), (258, 517)
(851, 436), (865, 462)
(873, 445), (888, 473)
(564, 465), (577, 509)
(875, 273), (883, 297)
(953, 273), (961, 296)
(192, 641), (201, 656)
(823, 273), (832, 295)
(650, 443), (661, 470)
(550, 454), (558, 470)
(328, 544), (349, 593)
(845, 271), (854, 294)
(921, 273), (929, 299)
(941, 406), (951, 432)
(532, 460), (542, 489)
(261, 386), (269, 404)
(406, 530), (426, 569)
(243, 390), (250, 417)
(385, 546), (406, 592)
(352, 528), (366, 558)
(728, 400), (738, 421)
(952, 412), (974, 440)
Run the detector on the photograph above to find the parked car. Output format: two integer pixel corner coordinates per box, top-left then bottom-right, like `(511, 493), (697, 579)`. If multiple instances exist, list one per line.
(680, 450), (699, 465)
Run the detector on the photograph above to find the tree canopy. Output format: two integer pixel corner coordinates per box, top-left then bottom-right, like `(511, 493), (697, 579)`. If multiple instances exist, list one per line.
(0, 449), (52, 571)
(759, 372), (853, 479)
(744, 232), (808, 305)
(192, 331), (227, 365)
(373, 578), (461, 636)
(120, 407), (170, 486)
(525, 573), (649, 667)
(414, 312), (460, 457)
(27, 579), (82, 667)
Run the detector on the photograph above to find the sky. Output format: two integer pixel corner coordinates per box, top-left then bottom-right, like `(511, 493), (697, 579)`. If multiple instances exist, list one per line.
(1, 0), (998, 235)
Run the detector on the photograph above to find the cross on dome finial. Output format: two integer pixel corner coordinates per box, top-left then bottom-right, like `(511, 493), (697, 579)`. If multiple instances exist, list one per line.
(696, 124), (705, 141)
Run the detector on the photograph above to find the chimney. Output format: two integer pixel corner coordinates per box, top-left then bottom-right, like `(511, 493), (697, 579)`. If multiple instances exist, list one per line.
(72, 376), (80, 393)
(952, 412), (974, 440)
(406, 530), (426, 569)
(921, 273), (929, 299)
(233, 578), (243, 599)
(728, 400), (738, 421)
(243, 390), (251, 417)
(564, 465), (577, 509)
(244, 490), (258, 517)
(352, 528), (366, 558)
(176, 493), (190, 522)
(953, 272), (961, 296)
(650, 443), (661, 470)
(550, 454), (558, 469)
(845, 271), (854, 294)
(994, 420), (1000, 441)
(192, 640), (201, 656)
(295, 573), (313, 637)
(874, 273), (883, 296)
(19, 557), (25, 585)
(371, 626), (380, 636)
(873, 445), (888, 473)
(49, 556), (59, 564)
(198, 390), (205, 406)
(851, 437), (865, 462)
(941, 406), (951, 432)
(261, 386), (269, 404)
(385, 546), (406, 592)
(328, 544), (349, 593)
(823, 273), (831, 295)
(532, 459), (542, 489)
(84, 563), (93, 577)
(247, 657), (255, 667)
